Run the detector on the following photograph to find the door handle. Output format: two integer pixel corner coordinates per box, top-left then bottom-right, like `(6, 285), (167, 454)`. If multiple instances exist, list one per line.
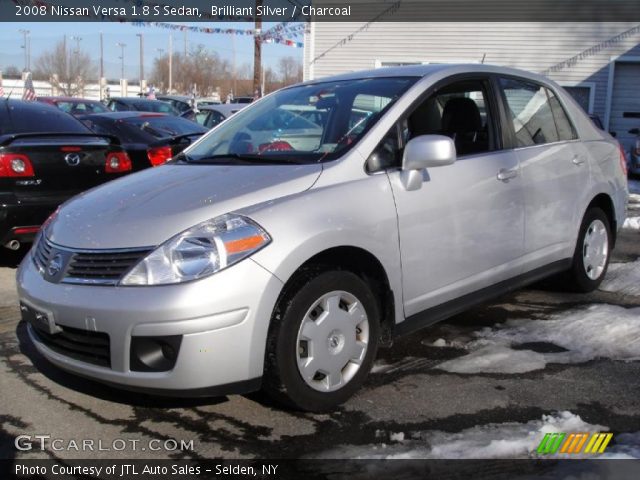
(497, 168), (518, 181)
(572, 156), (585, 166)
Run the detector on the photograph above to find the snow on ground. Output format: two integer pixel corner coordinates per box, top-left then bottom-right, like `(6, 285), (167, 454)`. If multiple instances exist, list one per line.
(313, 411), (640, 459)
(601, 261), (640, 296)
(623, 216), (640, 230)
(436, 305), (640, 374)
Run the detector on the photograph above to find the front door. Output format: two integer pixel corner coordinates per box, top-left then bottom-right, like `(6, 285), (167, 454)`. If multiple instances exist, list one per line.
(387, 77), (524, 317)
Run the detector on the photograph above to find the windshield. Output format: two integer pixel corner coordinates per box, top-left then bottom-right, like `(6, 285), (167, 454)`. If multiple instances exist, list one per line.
(183, 77), (416, 164)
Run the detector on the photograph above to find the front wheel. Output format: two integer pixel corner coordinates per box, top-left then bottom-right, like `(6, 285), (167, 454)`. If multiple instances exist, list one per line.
(263, 270), (380, 411)
(565, 207), (612, 292)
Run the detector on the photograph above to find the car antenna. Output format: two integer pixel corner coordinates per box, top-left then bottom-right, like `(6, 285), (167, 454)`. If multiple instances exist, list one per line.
(481, 53), (486, 64)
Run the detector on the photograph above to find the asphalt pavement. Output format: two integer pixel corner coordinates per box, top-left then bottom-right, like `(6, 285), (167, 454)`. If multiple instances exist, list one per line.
(0, 226), (639, 462)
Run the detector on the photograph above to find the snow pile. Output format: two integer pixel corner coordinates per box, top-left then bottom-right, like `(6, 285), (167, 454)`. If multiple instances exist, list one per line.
(600, 261), (640, 296)
(437, 305), (640, 374)
(314, 411), (614, 459)
(623, 216), (640, 230)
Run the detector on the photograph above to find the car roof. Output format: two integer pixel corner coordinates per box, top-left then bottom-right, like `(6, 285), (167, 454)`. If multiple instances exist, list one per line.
(38, 96), (101, 103)
(199, 104), (245, 115)
(157, 95), (190, 102)
(295, 63), (554, 87)
(78, 111), (171, 120)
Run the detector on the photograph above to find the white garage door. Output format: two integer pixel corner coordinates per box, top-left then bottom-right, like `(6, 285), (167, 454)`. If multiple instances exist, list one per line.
(609, 62), (640, 154)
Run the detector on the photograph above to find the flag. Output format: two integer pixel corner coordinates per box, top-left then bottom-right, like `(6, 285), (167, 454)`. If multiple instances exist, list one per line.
(22, 72), (36, 101)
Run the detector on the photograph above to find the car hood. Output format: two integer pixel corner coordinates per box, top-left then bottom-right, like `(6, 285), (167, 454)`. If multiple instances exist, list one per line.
(48, 163), (322, 249)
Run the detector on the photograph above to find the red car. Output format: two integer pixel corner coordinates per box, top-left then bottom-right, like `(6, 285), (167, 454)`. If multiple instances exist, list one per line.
(36, 97), (109, 116)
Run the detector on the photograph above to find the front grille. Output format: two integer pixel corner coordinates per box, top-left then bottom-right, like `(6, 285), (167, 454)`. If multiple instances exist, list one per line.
(33, 236), (152, 286)
(30, 323), (111, 367)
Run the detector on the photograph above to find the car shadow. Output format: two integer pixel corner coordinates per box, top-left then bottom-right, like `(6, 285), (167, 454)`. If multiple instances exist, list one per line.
(0, 246), (30, 269)
(14, 321), (229, 409)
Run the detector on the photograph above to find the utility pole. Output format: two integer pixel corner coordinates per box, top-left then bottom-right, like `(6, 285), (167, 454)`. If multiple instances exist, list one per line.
(136, 33), (144, 94)
(19, 29), (30, 71)
(183, 30), (187, 57)
(70, 36), (82, 59)
(168, 34), (173, 93)
(253, 0), (262, 97)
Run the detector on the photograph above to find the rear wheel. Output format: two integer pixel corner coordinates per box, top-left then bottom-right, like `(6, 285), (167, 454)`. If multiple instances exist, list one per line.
(263, 270), (380, 411)
(565, 207), (612, 292)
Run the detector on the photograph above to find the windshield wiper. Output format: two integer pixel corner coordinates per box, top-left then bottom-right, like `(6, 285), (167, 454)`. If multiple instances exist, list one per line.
(184, 153), (303, 165)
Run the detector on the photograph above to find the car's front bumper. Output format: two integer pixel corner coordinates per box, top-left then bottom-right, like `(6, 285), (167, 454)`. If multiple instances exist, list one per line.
(17, 253), (283, 395)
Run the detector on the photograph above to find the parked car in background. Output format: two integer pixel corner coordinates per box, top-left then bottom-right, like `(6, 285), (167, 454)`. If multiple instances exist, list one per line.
(106, 97), (180, 116)
(195, 104), (247, 129)
(37, 97), (109, 116)
(628, 127), (640, 176)
(230, 96), (254, 104)
(156, 95), (193, 115)
(78, 112), (207, 170)
(197, 97), (222, 107)
(0, 100), (133, 251)
(17, 65), (628, 411)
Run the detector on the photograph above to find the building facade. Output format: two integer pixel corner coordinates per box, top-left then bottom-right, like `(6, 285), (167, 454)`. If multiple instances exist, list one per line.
(304, 22), (640, 151)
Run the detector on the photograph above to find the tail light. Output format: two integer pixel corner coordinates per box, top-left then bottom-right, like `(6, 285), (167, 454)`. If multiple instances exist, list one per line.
(258, 141), (294, 153)
(147, 146), (173, 167)
(105, 151), (132, 173)
(0, 153), (35, 177)
(618, 143), (628, 176)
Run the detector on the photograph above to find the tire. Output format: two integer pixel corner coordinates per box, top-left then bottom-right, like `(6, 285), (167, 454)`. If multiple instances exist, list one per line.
(263, 269), (380, 411)
(565, 207), (612, 292)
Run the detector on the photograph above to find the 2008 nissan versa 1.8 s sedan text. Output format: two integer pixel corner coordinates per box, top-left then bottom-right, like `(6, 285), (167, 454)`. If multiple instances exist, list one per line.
(17, 65), (628, 411)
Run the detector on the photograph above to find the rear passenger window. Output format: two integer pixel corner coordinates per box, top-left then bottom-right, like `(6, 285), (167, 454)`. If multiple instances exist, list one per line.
(547, 88), (578, 141)
(499, 78), (558, 147)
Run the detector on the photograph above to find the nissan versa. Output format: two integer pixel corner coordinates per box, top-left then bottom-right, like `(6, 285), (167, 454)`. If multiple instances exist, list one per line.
(17, 65), (628, 411)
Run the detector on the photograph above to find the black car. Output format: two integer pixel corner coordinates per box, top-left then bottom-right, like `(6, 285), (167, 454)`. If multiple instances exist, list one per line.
(77, 112), (207, 171)
(106, 97), (180, 116)
(0, 100), (133, 250)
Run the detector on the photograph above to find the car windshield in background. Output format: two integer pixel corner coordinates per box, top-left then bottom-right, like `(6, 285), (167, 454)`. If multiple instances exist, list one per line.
(57, 102), (109, 115)
(183, 77), (417, 164)
(0, 102), (90, 135)
(134, 101), (177, 114)
(125, 116), (207, 139)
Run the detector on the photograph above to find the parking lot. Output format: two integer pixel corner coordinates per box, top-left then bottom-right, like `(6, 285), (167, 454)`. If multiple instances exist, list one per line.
(1, 181), (639, 462)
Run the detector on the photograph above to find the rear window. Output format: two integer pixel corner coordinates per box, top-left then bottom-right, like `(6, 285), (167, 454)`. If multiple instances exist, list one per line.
(0, 102), (89, 135)
(133, 101), (176, 114)
(56, 101), (108, 115)
(124, 116), (206, 139)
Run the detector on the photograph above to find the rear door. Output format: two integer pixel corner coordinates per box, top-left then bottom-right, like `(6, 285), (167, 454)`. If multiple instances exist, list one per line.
(498, 76), (586, 269)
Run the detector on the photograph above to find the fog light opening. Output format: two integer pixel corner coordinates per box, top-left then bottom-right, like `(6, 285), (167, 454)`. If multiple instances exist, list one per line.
(130, 335), (182, 372)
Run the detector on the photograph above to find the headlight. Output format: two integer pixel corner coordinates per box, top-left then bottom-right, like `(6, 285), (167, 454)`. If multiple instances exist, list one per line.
(121, 214), (270, 286)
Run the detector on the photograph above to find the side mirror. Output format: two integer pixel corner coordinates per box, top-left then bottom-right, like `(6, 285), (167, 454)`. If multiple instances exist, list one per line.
(629, 128), (639, 135)
(401, 135), (456, 191)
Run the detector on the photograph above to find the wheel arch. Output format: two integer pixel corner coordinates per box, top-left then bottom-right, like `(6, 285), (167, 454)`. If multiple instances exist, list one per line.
(270, 246), (396, 347)
(585, 193), (617, 247)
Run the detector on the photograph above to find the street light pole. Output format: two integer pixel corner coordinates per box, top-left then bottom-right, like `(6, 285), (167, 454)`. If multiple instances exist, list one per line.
(136, 33), (144, 94)
(18, 29), (30, 72)
(116, 42), (126, 80)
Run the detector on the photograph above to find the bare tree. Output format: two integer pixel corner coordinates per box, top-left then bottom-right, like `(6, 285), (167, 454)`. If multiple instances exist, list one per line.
(3, 65), (22, 78)
(277, 56), (302, 86)
(35, 40), (96, 96)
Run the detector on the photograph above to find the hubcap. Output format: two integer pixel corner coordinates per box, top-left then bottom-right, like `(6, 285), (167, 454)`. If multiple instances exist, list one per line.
(296, 290), (369, 392)
(582, 219), (608, 280)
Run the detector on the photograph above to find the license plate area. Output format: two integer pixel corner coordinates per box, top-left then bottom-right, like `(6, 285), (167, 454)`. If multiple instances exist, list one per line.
(20, 302), (61, 335)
